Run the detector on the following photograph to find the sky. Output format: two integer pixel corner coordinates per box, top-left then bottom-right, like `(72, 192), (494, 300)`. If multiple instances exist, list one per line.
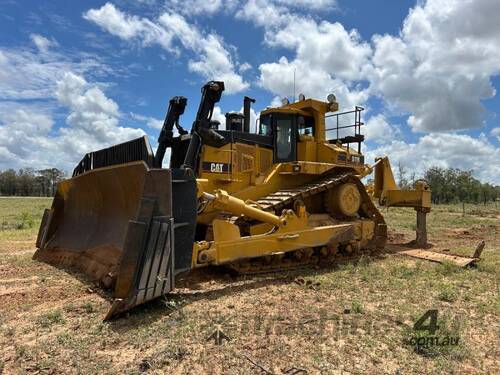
(0, 0), (499, 183)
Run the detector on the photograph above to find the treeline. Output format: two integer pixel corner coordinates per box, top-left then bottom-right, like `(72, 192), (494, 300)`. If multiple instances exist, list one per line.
(397, 164), (499, 205)
(0, 168), (66, 197)
(423, 167), (499, 205)
(0, 166), (498, 204)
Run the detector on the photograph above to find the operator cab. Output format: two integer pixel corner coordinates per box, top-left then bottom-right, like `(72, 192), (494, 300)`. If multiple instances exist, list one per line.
(259, 112), (315, 162)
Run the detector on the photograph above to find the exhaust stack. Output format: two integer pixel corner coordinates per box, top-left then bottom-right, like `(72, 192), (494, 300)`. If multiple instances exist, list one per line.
(243, 96), (255, 133)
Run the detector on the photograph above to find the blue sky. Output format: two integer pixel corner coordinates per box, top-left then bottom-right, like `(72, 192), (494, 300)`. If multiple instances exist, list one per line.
(0, 0), (499, 183)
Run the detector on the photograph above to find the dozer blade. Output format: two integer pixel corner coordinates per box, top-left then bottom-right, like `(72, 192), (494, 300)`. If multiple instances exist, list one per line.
(34, 161), (197, 319)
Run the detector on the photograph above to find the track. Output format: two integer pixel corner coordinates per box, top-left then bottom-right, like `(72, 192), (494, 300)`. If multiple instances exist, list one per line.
(222, 173), (387, 274)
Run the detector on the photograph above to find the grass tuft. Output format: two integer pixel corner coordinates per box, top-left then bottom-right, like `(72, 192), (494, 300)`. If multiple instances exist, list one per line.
(0, 197), (51, 240)
(437, 284), (458, 302)
(0, 324), (15, 337)
(15, 344), (32, 361)
(390, 263), (421, 279)
(437, 261), (463, 276)
(351, 300), (364, 314)
(83, 302), (97, 314)
(37, 310), (66, 328)
(138, 346), (189, 372)
(16, 211), (35, 230)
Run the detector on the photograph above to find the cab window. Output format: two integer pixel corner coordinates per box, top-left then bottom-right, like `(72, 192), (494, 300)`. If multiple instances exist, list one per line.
(298, 115), (314, 136)
(276, 118), (293, 160)
(259, 114), (272, 136)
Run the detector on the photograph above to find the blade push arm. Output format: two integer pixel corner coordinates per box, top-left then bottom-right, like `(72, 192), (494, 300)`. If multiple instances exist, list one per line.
(202, 190), (284, 227)
(154, 96), (188, 167)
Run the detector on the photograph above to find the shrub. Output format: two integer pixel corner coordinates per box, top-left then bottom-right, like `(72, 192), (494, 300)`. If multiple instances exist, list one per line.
(37, 310), (66, 328)
(16, 212), (34, 230)
(351, 300), (364, 314)
(437, 284), (458, 302)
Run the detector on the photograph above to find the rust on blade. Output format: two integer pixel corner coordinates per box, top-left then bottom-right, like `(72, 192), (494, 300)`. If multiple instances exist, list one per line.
(33, 161), (177, 319)
(399, 249), (480, 267)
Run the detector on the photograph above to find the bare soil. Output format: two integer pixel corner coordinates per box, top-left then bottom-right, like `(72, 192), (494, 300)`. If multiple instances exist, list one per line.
(0, 200), (498, 374)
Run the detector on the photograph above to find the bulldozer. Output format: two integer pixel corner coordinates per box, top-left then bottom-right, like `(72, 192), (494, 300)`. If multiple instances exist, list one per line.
(34, 81), (431, 319)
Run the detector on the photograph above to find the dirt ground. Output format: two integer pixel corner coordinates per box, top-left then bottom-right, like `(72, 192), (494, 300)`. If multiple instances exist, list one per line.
(0, 198), (498, 374)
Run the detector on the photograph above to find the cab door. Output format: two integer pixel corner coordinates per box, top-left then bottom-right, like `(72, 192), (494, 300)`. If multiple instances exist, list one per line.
(273, 114), (297, 162)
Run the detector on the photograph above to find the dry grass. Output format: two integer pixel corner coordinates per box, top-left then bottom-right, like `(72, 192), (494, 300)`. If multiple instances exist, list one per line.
(0, 197), (498, 374)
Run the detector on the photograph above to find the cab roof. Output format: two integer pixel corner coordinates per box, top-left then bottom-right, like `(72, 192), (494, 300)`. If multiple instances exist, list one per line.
(260, 98), (338, 117)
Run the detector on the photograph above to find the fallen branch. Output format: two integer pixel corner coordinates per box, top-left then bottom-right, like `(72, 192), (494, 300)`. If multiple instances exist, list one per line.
(242, 354), (274, 375)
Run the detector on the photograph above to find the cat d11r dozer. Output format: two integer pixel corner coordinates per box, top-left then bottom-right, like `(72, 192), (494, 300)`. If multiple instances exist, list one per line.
(34, 81), (431, 319)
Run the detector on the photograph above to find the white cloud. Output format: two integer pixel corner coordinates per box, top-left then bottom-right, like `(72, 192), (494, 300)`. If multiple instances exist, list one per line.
(0, 105), (55, 166)
(130, 112), (163, 130)
(0, 73), (144, 172)
(238, 62), (252, 73)
(55, 72), (144, 154)
(0, 41), (106, 100)
(236, 0), (287, 30)
(85, 3), (249, 93)
(369, 0), (500, 133)
(1, 108), (53, 135)
(270, 96), (282, 108)
(165, 0), (336, 18)
(259, 56), (369, 112)
(282, 0), (337, 9)
(364, 114), (399, 144)
(238, 0), (500, 135)
(84, 3), (174, 51)
(235, 0), (337, 31)
(234, 1), (371, 112)
(266, 19), (371, 81)
(1, 0), (499, 186)
(210, 106), (226, 129)
(491, 127), (500, 142)
(0, 32), (144, 172)
(233, 0), (500, 184)
(165, 0), (228, 16)
(161, 14), (248, 93)
(365, 133), (500, 184)
(30, 34), (57, 53)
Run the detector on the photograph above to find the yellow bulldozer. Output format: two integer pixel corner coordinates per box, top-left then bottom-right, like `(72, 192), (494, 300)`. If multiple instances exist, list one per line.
(34, 81), (431, 319)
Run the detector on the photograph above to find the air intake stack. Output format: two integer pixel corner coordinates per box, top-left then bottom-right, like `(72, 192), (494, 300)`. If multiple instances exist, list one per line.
(225, 112), (245, 131)
(225, 96), (256, 132)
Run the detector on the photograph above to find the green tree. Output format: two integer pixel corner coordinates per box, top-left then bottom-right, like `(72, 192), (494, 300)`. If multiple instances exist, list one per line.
(37, 168), (65, 196)
(424, 166), (498, 209)
(16, 168), (37, 196)
(0, 168), (66, 196)
(0, 169), (17, 196)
